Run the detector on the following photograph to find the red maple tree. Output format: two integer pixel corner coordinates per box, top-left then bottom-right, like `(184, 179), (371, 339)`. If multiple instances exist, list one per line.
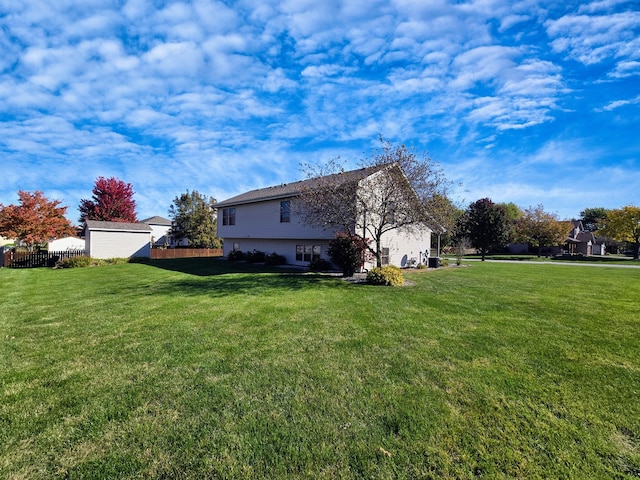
(79, 177), (138, 224)
(0, 191), (75, 248)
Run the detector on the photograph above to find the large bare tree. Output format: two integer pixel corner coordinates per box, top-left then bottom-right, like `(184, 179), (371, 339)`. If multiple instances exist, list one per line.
(298, 137), (451, 267)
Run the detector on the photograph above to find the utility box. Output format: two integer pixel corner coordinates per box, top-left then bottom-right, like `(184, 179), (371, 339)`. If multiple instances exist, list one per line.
(428, 257), (440, 268)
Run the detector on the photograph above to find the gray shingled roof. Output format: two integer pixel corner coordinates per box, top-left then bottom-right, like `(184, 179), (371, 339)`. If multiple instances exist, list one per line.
(216, 165), (383, 208)
(141, 215), (172, 226)
(85, 220), (152, 232)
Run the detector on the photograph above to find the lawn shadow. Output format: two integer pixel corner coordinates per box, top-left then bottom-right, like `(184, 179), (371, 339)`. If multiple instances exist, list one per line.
(142, 257), (314, 276)
(143, 257), (339, 298)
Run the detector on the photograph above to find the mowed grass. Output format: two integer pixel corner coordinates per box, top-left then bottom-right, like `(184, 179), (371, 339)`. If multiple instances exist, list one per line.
(1, 259), (639, 479)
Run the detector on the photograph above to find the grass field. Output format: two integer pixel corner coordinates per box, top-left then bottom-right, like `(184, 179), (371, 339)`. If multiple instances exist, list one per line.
(1, 259), (639, 479)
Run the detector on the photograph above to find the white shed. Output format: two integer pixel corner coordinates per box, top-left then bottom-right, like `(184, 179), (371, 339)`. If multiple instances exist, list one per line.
(85, 220), (152, 259)
(47, 236), (86, 252)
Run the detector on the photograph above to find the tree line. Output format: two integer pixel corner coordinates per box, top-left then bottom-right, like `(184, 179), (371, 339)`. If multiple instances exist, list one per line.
(1, 138), (638, 259)
(0, 177), (220, 250)
(452, 200), (640, 260)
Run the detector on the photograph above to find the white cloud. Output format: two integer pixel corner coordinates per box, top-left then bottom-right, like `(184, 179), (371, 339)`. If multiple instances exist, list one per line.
(0, 0), (638, 219)
(499, 14), (531, 31)
(599, 94), (640, 111)
(578, 0), (632, 14)
(546, 11), (640, 65)
(451, 46), (520, 89)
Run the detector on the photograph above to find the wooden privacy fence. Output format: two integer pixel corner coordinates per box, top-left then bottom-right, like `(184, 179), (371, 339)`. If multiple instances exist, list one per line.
(150, 248), (223, 260)
(3, 250), (86, 268)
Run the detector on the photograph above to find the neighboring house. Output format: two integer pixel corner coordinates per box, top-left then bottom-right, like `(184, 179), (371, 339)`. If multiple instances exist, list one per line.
(566, 220), (606, 256)
(85, 220), (152, 259)
(0, 235), (15, 247)
(47, 236), (85, 252)
(216, 165), (432, 269)
(141, 216), (174, 247)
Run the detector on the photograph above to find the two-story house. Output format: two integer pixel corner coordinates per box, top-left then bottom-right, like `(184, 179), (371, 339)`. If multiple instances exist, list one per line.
(566, 220), (606, 256)
(216, 165), (432, 269)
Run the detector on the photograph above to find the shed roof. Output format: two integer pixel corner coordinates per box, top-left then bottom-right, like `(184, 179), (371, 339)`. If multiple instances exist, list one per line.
(85, 220), (152, 232)
(141, 216), (172, 226)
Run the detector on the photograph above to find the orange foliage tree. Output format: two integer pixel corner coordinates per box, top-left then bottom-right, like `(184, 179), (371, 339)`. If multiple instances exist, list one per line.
(0, 191), (75, 249)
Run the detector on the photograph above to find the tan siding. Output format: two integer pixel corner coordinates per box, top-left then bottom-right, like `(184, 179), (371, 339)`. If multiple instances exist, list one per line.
(218, 199), (337, 240)
(222, 238), (332, 266)
(364, 227), (431, 270)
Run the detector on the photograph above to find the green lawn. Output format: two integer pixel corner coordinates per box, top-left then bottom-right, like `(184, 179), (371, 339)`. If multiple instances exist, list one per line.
(1, 259), (639, 479)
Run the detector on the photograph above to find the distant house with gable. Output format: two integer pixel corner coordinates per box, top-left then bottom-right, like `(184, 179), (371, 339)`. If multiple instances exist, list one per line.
(566, 220), (606, 256)
(216, 165), (432, 269)
(141, 216), (173, 247)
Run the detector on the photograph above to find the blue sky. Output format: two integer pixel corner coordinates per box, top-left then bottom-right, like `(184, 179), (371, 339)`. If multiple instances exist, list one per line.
(1, 0), (638, 223)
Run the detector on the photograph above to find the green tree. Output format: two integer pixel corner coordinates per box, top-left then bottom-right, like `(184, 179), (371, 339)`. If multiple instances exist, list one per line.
(454, 198), (511, 261)
(499, 202), (523, 222)
(299, 136), (452, 267)
(498, 202), (523, 245)
(0, 191), (75, 249)
(517, 205), (568, 257)
(600, 205), (640, 259)
(430, 194), (464, 249)
(579, 207), (608, 232)
(169, 190), (221, 248)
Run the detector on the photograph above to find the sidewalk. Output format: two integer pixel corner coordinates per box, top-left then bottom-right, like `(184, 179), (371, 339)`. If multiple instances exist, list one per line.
(459, 258), (640, 269)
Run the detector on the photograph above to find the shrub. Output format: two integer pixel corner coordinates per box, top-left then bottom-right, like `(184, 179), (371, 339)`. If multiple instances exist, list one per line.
(57, 256), (92, 268)
(105, 257), (131, 265)
(309, 257), (333, 272)
(245, 250), (266, 264)
(366, 266), (404, 286)
(227, 249), (244, 261)
(265, 252), (286, 266)
(328, 233), (371, 277)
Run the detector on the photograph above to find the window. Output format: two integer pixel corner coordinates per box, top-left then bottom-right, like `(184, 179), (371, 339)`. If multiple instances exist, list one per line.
(381, 247), (390, 265)
(222, 207), (236, 226)
(280, 200), (291, 223)
(296, 245), (321, 262)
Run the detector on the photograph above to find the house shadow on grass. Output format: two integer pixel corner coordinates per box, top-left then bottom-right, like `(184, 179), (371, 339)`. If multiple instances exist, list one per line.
(142, 257), (335, 298)
(142, 257), (282, 276)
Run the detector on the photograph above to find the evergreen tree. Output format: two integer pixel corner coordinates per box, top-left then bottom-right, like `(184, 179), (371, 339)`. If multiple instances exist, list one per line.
(169, 190), (220, 248)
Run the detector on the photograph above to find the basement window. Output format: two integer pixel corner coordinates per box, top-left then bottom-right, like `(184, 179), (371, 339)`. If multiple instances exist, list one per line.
(296, 245), (321, 262)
